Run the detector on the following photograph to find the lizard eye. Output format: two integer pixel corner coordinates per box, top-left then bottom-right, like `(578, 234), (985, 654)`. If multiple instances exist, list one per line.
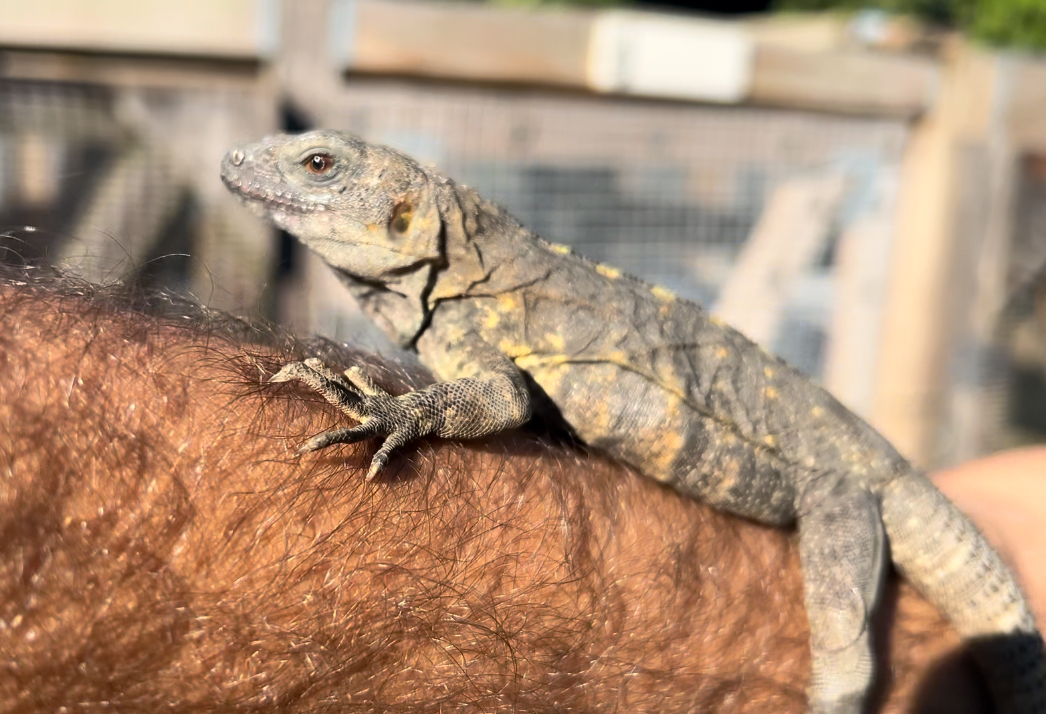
(303, 153), (334, 175)
(390, 201), (413, 235)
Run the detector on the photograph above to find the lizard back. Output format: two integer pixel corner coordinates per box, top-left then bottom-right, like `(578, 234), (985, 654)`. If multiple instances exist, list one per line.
(423, 197), (903, 524)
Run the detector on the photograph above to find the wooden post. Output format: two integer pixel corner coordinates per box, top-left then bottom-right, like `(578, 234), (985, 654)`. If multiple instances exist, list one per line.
(823, 171), (899, 418)
(872, 41), (1002, 467)
(714, 173), (846, 348)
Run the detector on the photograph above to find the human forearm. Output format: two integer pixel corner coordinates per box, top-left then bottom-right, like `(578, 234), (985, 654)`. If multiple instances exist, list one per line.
(0, 274), (1005, 713)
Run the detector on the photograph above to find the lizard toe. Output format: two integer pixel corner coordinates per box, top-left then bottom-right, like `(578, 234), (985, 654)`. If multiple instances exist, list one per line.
(299, 423), (380, 453)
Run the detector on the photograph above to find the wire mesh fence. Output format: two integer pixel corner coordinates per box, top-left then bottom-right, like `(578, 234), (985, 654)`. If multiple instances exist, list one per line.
(0, 74), (276, 311)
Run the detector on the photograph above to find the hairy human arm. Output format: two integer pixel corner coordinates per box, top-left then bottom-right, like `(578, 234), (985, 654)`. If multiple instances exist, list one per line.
(0, 275), (1031, 713)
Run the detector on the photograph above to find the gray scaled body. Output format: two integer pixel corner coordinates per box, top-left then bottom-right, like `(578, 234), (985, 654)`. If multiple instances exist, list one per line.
(222, 130), (1045, 714)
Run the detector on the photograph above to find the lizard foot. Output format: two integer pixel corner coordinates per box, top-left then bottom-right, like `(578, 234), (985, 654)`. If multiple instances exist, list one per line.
(270, 358), (423, 480)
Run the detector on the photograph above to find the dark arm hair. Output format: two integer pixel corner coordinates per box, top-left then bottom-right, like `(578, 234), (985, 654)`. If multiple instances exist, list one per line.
(0, 271), (992, 713)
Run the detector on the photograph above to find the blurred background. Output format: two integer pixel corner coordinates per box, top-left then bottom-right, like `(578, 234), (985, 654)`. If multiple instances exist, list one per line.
(1, 0), (1045, 469)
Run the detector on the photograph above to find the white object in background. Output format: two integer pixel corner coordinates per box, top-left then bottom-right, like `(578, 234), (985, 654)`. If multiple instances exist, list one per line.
(587, 11), (754, 103)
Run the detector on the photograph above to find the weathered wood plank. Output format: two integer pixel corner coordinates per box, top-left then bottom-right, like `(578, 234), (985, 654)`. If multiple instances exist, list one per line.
(0, 0), (941, 116)
(1008, 59), (1046, 151)
(345, 0), (937, 116)
(713, 173), (846, 347)
(0, 0), (275, 59)
(749, 44), (938, 117)
(872, 45), (1000, 466)
(350, 0), (592, 87)
(823, 172), (898, 418)
(0, 50), (263, 90)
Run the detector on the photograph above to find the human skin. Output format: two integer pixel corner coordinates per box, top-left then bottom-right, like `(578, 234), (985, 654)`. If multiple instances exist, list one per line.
(936, 448), (1046, 630)
(0, 273), (1040, 713)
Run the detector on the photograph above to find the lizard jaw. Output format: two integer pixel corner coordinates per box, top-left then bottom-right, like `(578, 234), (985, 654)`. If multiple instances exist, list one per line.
(220, 172), (320, 215)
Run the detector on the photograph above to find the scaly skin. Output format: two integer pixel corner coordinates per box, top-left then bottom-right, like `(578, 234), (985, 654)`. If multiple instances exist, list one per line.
(221, 130), (1045, 713)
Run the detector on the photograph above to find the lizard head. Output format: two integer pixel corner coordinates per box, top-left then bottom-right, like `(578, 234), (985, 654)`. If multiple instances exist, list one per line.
(220, 130), (442, 281)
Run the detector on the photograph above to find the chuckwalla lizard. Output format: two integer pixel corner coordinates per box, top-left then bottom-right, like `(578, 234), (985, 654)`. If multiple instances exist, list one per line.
(222, 130), (1045, 713)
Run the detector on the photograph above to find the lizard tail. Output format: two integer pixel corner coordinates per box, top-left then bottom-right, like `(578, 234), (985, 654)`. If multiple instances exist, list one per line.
(880, 473), (1046, 713)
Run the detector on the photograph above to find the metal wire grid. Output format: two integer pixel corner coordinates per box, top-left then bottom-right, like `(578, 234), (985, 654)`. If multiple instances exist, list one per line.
(0, 76), (277, 316)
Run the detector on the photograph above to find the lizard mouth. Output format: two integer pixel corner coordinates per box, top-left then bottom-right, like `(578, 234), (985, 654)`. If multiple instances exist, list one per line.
(220, 172), (323, 214)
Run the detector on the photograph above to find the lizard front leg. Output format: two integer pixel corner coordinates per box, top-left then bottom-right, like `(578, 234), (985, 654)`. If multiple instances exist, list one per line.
(271, 337), (532, 479)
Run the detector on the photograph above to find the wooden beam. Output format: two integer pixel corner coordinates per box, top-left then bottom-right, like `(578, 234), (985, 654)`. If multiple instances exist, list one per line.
(351, 0), (592, 88)
(0, 0), (941, 116)
(749, 44), (938, 117)
(0, 0), (276, 59)
(872, 42), (1001, 467)
(823, 173), (898, 418)
(1008, 58), (1046, 151)
(713, 173), (846, 347)
(345, 0), (937, 117)
(0, 50), (262, 91)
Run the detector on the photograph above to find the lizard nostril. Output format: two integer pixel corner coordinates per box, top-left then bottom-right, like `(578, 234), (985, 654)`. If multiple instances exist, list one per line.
(230, 150), (245, 166)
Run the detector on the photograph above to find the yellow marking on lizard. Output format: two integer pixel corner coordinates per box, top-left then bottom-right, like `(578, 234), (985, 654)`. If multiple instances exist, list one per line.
(651, 430), (685, 482)
(709, 315), (726, 326)
(540, 352), (769, 466)
(496, 294), (518, 312)
(483, 306), (501, 329)
(497, 339), (532, 359)
(523, 360), (571, 397)
(711, 466), (740, 502)
(763, 435), (778, 448)
(764, 366), (775, 379)
(595, 264), (621, 280)
(715, 347), (729, 360)
(641, 398), (686, 481)
(810, 406), (824, 418)
(548, 242), (572, 255)
(546, 332), (565, 351)
(764, 386), (778, 400)
(651, 285), (675, 302)
(442, 323), (468, 343)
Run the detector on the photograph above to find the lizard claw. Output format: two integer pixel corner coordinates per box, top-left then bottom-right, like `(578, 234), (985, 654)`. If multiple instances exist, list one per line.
(269, 359), (366, 417)
(297, 422), (381, 454)
(271, 358), (424, 479)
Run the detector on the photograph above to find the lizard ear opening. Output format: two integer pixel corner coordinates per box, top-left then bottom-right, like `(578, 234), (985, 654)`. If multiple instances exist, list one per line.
(390, 201), (414, 236)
